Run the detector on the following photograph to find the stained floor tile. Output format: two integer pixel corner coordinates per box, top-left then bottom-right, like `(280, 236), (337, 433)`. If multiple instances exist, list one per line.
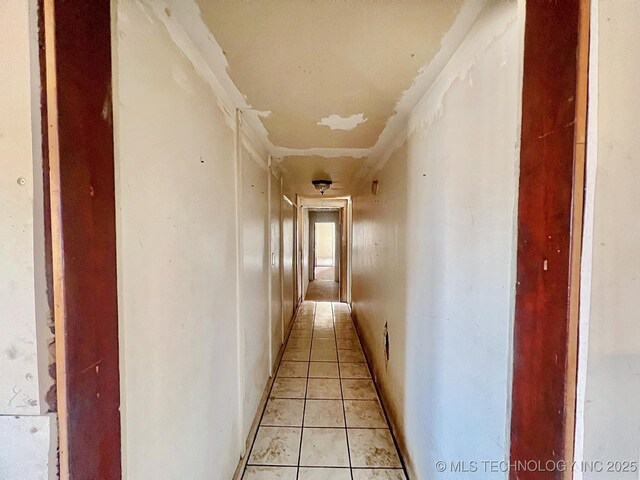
(352, 469), (406, 479)
(344, 400), (387, 428)
(312, 338), (336, 349)
(288, 337), (312, 349)
(348, 429), (402, 468)
(278, 361), (308, 378)
(298, 467), (351, 479)
(243, 466), (297, 479)
(340, 363), (371, 379)
(338, 349), (366, 363)
(261, 398), (304, 427)
(337, 337), (361, 350)
(300, 428), (349, 467)
(311, 348), (338, 362)
(283, 348), (310, 362)
(271, 377), (307, 399)
(243, 301), (405, 478)
(308, 361), (339, 378)
(304, 399), (345, 427)
(307, 378), (342, 399)
(342, 379), (377, 400)
(248, 427), (301, 466)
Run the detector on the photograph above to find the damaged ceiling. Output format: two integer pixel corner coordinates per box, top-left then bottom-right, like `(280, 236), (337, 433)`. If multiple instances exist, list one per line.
(196, 0), (466, 195)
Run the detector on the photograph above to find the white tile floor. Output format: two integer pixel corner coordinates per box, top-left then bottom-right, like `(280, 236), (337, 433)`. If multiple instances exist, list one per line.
(243, 301), (407, 480)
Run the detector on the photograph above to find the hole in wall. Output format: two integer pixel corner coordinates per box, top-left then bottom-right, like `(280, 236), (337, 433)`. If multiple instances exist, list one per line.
(383, 322), (390, 369)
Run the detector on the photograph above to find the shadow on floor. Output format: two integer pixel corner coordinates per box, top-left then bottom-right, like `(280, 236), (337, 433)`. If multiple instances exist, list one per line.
(305, 280), (339, 302)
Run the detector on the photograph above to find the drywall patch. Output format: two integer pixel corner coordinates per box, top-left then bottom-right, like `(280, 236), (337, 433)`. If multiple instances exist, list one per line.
(318, 113), (368, 131)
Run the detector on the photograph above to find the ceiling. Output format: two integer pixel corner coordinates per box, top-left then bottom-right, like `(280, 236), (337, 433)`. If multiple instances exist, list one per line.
(278, 155), (366, 197)
(196, 0), (464, 195)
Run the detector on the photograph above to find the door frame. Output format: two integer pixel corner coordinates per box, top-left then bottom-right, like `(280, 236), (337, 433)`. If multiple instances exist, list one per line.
(43, 0), (122, 477)
(281, 194), (298, 330)
(509, 1), (590, 478)
(42, 1), (589, 477)
(299, 198), (350, 303)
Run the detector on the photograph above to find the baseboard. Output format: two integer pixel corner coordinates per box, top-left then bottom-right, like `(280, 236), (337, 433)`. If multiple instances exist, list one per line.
(350, 304), (414, 479)
(232, 303), (302, 480)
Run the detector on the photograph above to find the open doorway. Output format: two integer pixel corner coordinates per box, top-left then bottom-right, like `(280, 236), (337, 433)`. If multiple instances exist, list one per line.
(304, 208), (341, 302)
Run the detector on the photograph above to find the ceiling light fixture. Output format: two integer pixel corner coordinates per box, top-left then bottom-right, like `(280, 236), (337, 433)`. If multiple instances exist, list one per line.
(312, 179), (333, 195)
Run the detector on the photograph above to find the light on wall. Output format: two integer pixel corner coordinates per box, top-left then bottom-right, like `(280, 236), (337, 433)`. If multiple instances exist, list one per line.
(312, 179), (333, 195)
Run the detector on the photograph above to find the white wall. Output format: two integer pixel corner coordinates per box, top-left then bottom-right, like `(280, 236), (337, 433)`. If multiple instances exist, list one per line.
(302, 208), (310, 298)
(351, 2), (523, 478)
(240, 144), (270, 439)
(0, 1), (56, 478)
(113, 2), (262, 478)
(114, 2), (290, 477)
(580, 2), (640, 478)
(315, 223), (335, 263)
(270, 172), (283, 367)
(282, 197), (296, 332)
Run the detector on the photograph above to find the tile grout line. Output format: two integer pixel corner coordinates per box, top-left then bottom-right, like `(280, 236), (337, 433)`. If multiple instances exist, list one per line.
(346, 304), (410, 479)
(243, 302), (406, 478)
(247, 464), (400, 470)
(242, 304), (306, 477)
(258, 424), (394, 429)
(243, 302), (311, 477)
(333, 302), (355, 480)
(296, 301), (316, 480)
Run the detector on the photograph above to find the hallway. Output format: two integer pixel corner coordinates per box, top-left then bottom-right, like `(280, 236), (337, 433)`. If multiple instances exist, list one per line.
(2, 0), (619, 478)
(243, 301), (405, 479)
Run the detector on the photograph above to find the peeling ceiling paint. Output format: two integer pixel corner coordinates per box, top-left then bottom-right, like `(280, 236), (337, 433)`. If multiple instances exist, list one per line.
(197, 0), (465, 152)
(317, 113), (368, 131)
(153, 0), (487, 196)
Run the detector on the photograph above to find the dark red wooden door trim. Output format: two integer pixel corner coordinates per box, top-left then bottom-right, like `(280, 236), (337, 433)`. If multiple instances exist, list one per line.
(510, 1), (585, 479)
(45, 1), (122, 478)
